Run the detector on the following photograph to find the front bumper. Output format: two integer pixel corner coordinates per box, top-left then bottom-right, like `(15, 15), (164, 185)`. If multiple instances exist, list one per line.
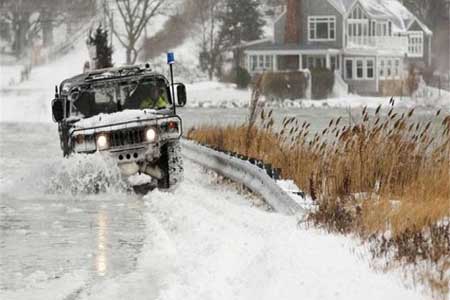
(109, 143), (160, 164)
(112, 145), (163, 179)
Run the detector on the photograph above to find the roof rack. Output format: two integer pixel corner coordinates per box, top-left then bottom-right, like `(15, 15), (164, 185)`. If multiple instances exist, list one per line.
(84, 64), (153, 82)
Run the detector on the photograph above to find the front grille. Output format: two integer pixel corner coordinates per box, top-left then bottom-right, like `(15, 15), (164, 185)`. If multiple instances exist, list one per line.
(110, 128), (145, 148)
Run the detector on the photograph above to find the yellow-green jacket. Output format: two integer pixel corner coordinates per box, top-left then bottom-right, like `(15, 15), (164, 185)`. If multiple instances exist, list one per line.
(140, 96), (168, 109)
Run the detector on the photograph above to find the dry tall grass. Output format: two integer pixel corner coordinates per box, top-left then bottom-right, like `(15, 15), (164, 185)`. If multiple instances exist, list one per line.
(187, 105), (450, 297)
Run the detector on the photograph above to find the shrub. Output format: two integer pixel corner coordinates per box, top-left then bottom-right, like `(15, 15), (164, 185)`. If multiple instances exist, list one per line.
(234, 66), (252, 89)
(311, 67), (334, 99)
(380, 80), (408, 97)
(260, 71), (307, 101)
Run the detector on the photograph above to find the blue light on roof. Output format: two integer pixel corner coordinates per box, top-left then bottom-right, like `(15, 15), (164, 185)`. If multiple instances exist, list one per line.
(167, 52), (175, 65)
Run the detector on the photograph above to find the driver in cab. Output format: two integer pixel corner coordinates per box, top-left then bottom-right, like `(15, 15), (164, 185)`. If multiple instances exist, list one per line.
(140, 84), (168, 109)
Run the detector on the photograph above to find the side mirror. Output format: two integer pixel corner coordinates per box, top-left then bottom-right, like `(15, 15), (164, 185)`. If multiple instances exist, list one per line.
(176, 84), (187, 107)
(52, 98), (64, 122)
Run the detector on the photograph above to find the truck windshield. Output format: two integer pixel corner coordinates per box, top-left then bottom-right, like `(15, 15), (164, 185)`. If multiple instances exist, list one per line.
(71, 78), (170, 118)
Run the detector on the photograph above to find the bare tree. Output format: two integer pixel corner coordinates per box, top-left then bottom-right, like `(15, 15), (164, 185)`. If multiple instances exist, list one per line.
(0, 0), (41, 58)
(0, 0), (96, 58)
(196, 0), (226, 80)
(105, 0), (167, 64)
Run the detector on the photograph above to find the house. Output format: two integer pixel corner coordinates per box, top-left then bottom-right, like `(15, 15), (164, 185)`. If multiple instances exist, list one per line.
(242, 0), (433, 95)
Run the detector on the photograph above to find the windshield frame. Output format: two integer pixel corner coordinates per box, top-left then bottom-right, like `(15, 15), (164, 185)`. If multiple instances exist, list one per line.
(65, 75), (172, 120)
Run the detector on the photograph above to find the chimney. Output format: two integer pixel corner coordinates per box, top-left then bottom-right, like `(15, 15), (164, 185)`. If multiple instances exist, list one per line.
(284, 0), (301, 44)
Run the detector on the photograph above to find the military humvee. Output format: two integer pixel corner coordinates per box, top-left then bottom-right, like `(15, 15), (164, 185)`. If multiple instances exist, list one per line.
(51, 63), (187, 190)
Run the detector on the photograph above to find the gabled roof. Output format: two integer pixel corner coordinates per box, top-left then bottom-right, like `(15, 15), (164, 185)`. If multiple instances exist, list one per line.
(327, 0), (353, 14)
(406, 18), (433, 35)
(332, 0), (432, 34)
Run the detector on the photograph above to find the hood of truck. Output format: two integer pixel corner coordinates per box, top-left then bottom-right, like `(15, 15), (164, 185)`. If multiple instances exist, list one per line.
(73, 109), (166, 130)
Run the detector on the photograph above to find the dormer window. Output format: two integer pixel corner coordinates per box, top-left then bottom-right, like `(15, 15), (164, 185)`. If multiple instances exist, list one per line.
(308, 16), (336, 41)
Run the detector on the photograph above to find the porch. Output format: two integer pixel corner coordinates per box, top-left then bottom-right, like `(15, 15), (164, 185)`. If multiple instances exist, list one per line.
(245, 49), (342, 74)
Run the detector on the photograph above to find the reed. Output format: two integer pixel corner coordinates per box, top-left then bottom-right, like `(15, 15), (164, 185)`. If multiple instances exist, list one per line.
(187, 106), (450, 297)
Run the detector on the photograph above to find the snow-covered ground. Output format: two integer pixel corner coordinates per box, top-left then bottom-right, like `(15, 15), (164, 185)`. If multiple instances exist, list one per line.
(0, 41), (442, 299)
(182, 80), (450, 110)
(0, 122), (424, 300)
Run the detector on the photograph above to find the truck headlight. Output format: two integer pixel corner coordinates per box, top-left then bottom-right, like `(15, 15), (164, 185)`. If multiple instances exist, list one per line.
(146, 128), (157, 142)
(96, 134), (109, 150)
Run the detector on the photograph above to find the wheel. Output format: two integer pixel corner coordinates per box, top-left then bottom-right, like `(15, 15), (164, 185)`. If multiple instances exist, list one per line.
(157, 141), (184, 189)
(59, 123), (71, 157)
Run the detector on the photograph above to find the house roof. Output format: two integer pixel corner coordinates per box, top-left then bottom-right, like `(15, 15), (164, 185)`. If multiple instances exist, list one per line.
(244, 0), (432, 52)
(336, 0), (432, 34)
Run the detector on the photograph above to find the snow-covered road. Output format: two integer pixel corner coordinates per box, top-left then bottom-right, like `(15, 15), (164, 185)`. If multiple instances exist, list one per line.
(0, 45), (429, 299)
(0, 121), (424, 300)
(83, 173), (423, 300)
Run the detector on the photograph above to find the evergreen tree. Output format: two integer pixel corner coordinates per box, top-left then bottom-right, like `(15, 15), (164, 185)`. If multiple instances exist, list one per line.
(219, 0), (265, 46)
(218, 0), (265, 83)
(87, 25), (113, 69)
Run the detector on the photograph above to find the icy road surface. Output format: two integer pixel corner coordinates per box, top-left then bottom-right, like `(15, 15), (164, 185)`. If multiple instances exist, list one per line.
(0, 123), (424, 300)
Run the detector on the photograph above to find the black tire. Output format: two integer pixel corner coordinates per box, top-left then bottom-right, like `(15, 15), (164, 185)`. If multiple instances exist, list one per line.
(157, 141), (184, 189)
(59, 123), (71, 157)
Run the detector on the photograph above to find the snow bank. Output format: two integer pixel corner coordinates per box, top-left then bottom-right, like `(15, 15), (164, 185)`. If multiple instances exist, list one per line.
(78, 160), (425, 300)
(186, 81), (251, 108)
(183, 81), (449, 111)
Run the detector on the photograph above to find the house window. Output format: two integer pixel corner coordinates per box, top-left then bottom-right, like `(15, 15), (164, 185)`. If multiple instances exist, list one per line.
(387, 60), (392, 77)
(308, 16), (336, 41)
(308, 57), (314, 69)
(350, 5), (367, 19)
(376, 21), (389, 36)
(408, 31), (423, 57)
(306, 56), (327, 69)
(249, 55), (273, 71)
(259, 55), (264, 69)
(250, 55), (257, 71)
(394, 59), (400, 77)
(379, 58), (402, 80)
(346, 60), (353, 79)
(346, 57), (375, 80)
(315, 57), (325, 68)
(367, 59), (374, 79)
(330, 56), (336, 70)
(379, 60), (385, 78)
(356, 59), (364, 79)
(265, 55), (273, 69)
